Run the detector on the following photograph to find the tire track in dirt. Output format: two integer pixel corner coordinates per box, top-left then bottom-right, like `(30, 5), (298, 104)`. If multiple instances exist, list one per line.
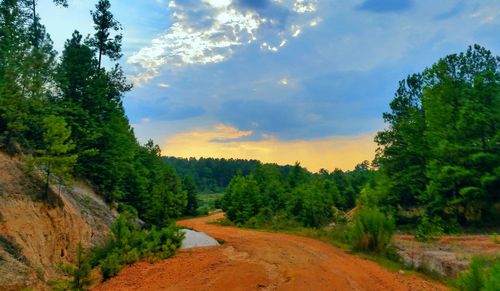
(93, 213), (448, 291)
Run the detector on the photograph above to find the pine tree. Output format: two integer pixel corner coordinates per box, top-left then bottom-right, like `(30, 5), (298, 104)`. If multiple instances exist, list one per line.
(0, 0), (30, 149)
(31, 115), (77, 198)
(55, 243), (93, 291)
(90, 0), (122, 69)
(182, 176), (198, 216)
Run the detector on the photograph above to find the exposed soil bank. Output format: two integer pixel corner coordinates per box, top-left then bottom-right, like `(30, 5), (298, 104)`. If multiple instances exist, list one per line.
(0, 151), (114, 290)
(94, 213), (447, 291)
(395, 234), (500, 277)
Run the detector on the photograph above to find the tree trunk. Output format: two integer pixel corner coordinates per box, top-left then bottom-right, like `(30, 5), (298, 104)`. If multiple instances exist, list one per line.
(45, 167), (50, 199)
(98, 49), (102, 69)
(32, 0), (38, 48)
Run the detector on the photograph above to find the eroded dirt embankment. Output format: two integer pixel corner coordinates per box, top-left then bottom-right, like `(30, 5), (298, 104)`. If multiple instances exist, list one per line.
(94, 213), (448, 291)
(0, 151), (114, 290)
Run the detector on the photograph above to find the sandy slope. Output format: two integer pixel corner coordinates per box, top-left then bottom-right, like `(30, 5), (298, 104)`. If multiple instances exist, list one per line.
(0, 151), (114, 290)
(94, 213), (448, 291)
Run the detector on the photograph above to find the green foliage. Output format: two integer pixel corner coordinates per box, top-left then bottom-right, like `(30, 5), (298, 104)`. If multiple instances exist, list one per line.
(52, 243), (93, 291)
(197, 193), (224, 212)
(222, 162), (374, 228)
(163, 156), (260, 193)
(182, 176), (198, 216)
(29, 115), (77, 197)
(491, 233), (500, 244)
(350, 208), (395, 254)
(89, 213), (184, 281)
(375, 45), (500, 229)
(0, 2), (189, 225)
(223, 175), (261, 224)
(454, 256), (500, 291)
(90, 0), (122, 68)
(414, 214), (444, 242)
(99, 251), (121, 280)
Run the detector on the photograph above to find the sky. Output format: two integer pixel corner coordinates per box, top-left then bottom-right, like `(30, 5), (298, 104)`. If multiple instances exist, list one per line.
(39, 0), (500, 172)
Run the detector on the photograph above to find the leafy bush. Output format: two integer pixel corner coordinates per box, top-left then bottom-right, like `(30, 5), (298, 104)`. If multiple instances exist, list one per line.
(414, 214), (443, 242)
(51, 243), (93, 291)
(89, 213), (184, 281)
(350, 208), (395, 253)
(100, 252), (122, 280)
(454, 256), (500, 291)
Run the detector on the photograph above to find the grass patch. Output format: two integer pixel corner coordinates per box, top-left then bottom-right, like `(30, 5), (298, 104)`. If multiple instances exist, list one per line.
(453, 255), (500, 291)
(197, 192), (224, 211)
(207, 217), (234, 227)
(491, 233), (500, 244)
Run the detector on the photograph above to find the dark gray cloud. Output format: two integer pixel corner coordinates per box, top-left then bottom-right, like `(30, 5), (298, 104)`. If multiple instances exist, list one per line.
(358, 0), (413, 13)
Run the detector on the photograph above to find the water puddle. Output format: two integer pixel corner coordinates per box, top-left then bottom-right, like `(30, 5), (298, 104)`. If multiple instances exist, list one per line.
(181, 229), (220, 249)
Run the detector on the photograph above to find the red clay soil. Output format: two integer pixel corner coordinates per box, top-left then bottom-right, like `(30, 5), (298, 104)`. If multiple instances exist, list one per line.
(397, 234), (500, 253)
(93, 213), (448, 291)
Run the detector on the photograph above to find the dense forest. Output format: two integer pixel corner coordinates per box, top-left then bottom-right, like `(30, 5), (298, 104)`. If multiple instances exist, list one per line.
(163, 157), (262, 193)
(222, 161), (373, 227)
(221, 45), (500, 237)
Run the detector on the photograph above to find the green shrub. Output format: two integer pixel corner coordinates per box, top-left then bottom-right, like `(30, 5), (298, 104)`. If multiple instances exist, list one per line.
(144, 226), (183, 260)
(197, 207), (209, 216)
(121, 248), (140, 265)
(455, 256), (500, 291)
(100, 252), (122, 280)
(330, 223), (351, 245)
(51, 243), (93, 291)
(491, 233), (500, 244)
(414, 214), (443, 242)
(88, 213), (184, 281)
(350, 208), (395, 253)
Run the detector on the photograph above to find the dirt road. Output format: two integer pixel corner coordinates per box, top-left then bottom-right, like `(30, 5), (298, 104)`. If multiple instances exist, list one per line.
(94, 213), (448, 291)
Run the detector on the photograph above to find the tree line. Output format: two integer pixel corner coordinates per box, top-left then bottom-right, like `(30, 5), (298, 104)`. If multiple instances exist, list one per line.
(222, 161), (373, 228)
(163, 156), (262, 193)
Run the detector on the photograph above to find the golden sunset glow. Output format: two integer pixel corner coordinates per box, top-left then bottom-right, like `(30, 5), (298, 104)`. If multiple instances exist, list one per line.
(162, 124), (377, 172)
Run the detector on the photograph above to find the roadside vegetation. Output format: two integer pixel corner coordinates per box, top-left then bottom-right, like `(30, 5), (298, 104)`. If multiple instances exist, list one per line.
(454, 256), (500, 291)
(214, 45), (500, 288)
(51, 213), (184, 289)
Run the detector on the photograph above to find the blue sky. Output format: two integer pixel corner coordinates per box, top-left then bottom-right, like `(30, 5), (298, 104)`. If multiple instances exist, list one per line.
(39, 0), (500, 171)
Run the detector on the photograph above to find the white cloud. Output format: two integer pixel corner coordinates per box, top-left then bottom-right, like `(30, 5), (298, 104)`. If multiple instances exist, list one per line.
(291, 25), (302, 37)
(140, 117), (152, 124)
(158, 83), (170, 88)
(294, 0), (317, 14)
(309, 17), (321, 27)
(128, 0), (320, 85)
